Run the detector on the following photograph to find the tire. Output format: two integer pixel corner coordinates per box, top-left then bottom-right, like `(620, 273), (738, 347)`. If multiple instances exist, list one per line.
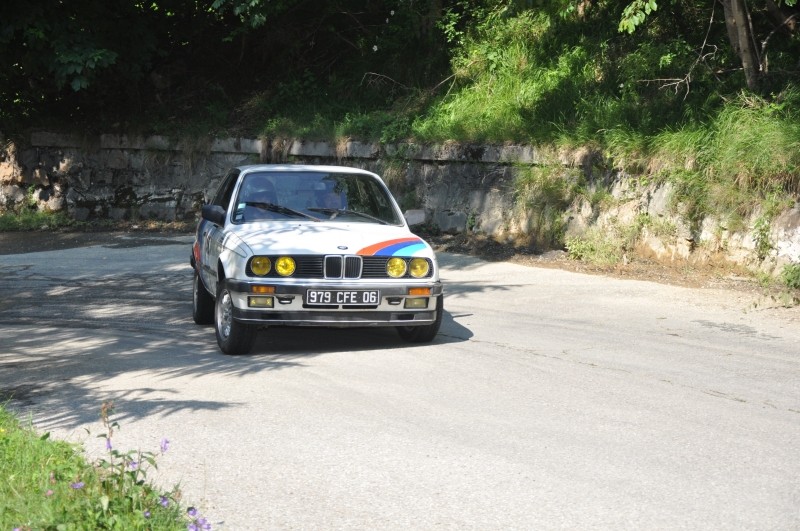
(192, 270), (215, 325)
(397, 295), (443, 343)
(214, 280), (257, 355)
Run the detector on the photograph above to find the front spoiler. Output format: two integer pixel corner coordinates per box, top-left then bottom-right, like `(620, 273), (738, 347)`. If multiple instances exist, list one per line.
(232, 305), (440, 327)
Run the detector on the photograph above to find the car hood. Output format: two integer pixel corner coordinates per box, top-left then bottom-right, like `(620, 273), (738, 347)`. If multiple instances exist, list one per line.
(229, 221), (435, 258)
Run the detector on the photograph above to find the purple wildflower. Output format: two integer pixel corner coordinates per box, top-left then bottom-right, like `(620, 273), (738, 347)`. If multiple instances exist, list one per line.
(160, 438), (170, 454)
(199, 517), (211, 530)
(143, 510), (151, 519)
(187, 507), (198, 518)
(105, 437), (112, 451)
(160, 495), (170, 507)
(70, 481), (85, 489)
(188, 525), (198, 531)
(128, 460), (139, 470)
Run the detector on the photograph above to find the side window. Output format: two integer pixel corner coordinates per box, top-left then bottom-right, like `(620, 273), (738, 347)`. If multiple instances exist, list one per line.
(212, 170), (240, 210)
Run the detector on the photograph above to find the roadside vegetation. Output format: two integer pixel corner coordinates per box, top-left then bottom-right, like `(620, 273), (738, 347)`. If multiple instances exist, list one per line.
(0, 208), (75, 232)
(1, 0), (798, 262)
(0, 401), (210, 530)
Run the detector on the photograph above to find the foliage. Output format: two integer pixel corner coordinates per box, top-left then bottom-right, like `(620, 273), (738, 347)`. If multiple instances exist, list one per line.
(605, 89), (799, 232)
(0, 209), (75, 231)
(2, 0), (799, 145)
(0, 402), (207, 530)
(0, 0), (453, 136)
(781, 263), (800, 290)
(619, 0), (659, 33)
(753, 215), (774, 260)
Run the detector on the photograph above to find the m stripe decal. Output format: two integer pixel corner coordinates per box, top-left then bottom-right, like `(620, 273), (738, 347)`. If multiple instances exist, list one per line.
(358, 237), (424, 256)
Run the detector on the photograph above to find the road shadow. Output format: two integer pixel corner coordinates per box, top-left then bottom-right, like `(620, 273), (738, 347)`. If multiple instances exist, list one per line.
(0, 306), (472, 431)
(0, 244), (475, 431)
(247, 308), (473, 355)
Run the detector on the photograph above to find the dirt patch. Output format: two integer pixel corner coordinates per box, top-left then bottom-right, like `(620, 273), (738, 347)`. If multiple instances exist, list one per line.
(425, 232), (798, 301)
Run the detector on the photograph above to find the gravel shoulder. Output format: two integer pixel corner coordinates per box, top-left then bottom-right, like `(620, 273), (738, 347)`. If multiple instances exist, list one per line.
(0, 222), (195, 255)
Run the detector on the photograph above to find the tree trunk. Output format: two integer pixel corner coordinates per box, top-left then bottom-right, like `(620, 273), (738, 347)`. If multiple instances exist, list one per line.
(721, 0), (760, 91)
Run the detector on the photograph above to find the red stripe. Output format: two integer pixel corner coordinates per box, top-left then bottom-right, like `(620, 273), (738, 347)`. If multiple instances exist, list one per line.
(357, 237), (420, 256)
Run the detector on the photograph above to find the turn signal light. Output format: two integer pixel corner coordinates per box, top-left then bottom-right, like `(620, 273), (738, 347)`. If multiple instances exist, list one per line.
(408, 287), (431, 296)
(251, 285), (275, 294)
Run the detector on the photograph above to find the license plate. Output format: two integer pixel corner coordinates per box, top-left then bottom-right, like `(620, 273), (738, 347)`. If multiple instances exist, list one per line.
(306, 289), (380, 306)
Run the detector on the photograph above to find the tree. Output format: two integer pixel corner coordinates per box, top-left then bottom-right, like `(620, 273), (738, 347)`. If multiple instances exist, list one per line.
(721, 0), (760, 90)
(619, 0), (799, 92)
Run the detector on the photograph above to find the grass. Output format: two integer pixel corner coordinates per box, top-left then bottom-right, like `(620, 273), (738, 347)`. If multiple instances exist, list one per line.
(565, 216), (645, 265)
(513, 164), (581, 248)
(0, 402), (210, 530)
(0, 209), (77, 232)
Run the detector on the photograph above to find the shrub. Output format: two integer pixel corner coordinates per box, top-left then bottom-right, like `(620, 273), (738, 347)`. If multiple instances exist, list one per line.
(781, 263), (800, 290)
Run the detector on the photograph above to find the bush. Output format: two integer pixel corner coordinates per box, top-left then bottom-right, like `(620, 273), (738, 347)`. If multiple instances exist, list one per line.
(781, 263), (800, 290)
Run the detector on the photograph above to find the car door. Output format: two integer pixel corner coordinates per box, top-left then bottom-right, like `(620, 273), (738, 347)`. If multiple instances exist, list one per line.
(200, 169), (239, 295)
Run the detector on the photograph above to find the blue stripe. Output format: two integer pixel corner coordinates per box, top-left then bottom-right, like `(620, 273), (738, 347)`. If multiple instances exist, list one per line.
(374, 241), (426, 256)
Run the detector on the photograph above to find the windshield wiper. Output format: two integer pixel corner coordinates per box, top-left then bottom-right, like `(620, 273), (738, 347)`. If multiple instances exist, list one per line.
(244, 202), (320, 221)
(308, 207), (390, 225)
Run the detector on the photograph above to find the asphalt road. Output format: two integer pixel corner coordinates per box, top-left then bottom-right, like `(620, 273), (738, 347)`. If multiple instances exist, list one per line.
(1, 233), (799, 530)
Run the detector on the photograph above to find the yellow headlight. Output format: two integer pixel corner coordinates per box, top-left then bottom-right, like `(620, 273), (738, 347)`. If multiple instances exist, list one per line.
(408, 258), (430, 278)
(386, 257), (407, 278)
(251, 256), (271, 276)
(275, 256), (296, 276)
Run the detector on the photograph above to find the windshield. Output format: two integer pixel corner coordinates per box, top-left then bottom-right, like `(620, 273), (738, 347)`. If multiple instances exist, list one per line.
(231, 170), (403, 225)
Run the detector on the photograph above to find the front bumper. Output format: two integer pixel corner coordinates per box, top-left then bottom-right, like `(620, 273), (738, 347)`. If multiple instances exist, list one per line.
(227, 279), (444, 327)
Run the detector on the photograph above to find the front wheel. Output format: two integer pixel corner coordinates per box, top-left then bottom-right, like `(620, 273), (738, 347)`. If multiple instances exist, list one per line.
(396, 295), (443, 343)
(215, 281), (257, 355)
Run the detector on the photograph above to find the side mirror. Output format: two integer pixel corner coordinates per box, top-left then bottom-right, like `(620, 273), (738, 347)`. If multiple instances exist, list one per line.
(404, 209), (426, 227)
(201, 204), (226, 226)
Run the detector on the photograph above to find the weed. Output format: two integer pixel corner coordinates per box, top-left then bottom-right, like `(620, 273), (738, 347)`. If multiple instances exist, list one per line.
(467, 211), (478, 232)
(781, 263), (800, 290)
(565, 217), (645, 264)
(565, 227), (623, 264)
(753, 216), (773, 261)
(0, 401), (209, 530)
(637, 213), (677, 240)
(0, 210), (76, 231)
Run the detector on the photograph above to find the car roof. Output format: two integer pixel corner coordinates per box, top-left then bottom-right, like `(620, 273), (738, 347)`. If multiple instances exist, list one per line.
(235, 164), (377, 176)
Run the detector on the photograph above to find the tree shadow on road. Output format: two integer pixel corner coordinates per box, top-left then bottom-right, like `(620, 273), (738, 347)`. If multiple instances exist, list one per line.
(0, 305), (473, 431)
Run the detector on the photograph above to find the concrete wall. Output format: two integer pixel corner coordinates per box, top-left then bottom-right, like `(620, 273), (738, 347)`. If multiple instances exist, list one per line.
(1, 132), (798, 274)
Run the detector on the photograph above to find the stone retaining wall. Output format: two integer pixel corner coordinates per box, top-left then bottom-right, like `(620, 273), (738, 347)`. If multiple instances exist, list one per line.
(1, 131), (798, 275)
